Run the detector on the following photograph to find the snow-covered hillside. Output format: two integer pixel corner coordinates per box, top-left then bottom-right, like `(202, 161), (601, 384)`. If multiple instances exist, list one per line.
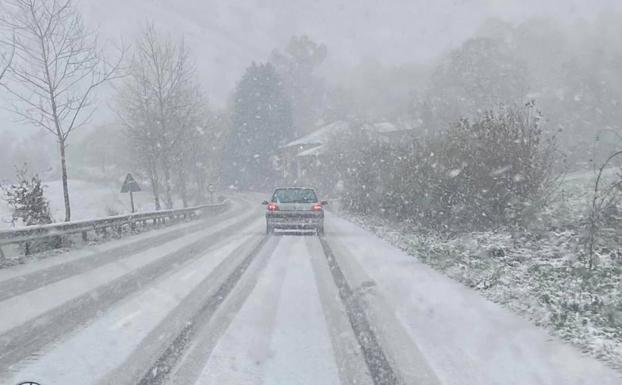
(0, 180), (156, 229)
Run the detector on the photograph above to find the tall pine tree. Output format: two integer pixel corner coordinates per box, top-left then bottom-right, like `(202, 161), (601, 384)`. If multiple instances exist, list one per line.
(223, 62), (293, 190)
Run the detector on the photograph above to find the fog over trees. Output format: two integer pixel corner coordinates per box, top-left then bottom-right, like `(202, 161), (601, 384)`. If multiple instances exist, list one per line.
(222, 61), (292, 191)
(0, 1), (621, 235)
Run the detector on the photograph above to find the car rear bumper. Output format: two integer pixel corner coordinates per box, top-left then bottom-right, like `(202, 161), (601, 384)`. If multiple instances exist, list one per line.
(266, 212), (323, 229)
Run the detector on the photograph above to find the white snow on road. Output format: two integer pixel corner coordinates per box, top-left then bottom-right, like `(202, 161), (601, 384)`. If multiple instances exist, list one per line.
(0, 215), (244, 335)
(4, 231), (258, 385)
(263, 237), (341, 385)
(2, 203), (621, 385)
(194, 235), (341, 385)
(326, 213), (622, 385)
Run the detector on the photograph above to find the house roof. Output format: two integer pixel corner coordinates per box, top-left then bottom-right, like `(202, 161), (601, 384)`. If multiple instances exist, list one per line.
(284, 120), (415, 158)
(296, 145), (326, 157)
(283, 120), (349, 148)
(362, 121), (416, 134)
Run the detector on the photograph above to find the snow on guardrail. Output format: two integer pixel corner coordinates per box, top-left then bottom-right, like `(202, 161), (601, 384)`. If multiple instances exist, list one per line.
(0, 199), (230, 255)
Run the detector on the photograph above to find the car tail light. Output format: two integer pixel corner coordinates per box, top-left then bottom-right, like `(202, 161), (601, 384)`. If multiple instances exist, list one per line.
(312, 203), (323, 211)
(267, 202), (279, 211)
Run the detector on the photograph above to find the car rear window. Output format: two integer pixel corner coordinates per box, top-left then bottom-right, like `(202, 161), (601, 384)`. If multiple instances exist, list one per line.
(272, 189), (318, 203)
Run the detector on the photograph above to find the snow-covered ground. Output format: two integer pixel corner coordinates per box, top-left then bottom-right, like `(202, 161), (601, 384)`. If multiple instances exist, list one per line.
(340, 170), (622, 373)
(0, 179), (158, 229)
(1, 197), (620, 385)
(0, 195), (262, 384)
(327, 213), (621, 385)
(6, 229), (258, 385)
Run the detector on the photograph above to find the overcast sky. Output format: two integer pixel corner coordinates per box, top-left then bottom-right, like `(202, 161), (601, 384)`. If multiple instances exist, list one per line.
(2, 0), (622, 137)
(77, 0), (622, 105)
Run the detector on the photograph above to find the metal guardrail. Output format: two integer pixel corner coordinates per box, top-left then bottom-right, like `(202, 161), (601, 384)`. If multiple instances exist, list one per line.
(0, 200), (230, 255)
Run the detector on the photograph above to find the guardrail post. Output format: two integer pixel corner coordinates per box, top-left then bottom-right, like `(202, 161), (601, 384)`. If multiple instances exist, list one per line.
(82, 231), (88, 242)
(24, 241), (30, 256)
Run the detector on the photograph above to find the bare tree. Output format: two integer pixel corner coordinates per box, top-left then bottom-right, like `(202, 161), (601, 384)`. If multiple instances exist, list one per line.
(0, 52), (11, 82)
(0, 33), (15, 81)
(118, 24), (202, 210)
(0, 0), (123, 221)
(584, 150), (622, 269)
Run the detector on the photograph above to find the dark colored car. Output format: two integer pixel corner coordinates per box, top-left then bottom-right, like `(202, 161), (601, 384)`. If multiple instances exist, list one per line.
(263, 187), (327, 235)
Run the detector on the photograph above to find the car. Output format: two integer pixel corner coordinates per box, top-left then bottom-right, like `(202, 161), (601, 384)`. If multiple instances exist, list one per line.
(263, 187), (327, 235)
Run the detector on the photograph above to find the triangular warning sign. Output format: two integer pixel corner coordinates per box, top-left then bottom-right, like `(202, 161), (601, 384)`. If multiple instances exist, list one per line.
(121, 173), (141, 193)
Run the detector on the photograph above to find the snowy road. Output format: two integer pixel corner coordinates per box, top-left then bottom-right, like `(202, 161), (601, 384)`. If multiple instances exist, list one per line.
(0, 196), (621, 385)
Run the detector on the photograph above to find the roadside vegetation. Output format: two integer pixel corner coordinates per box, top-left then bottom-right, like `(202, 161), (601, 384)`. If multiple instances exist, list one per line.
(298, 15), (622, 370)
(324, 105), (622, 369)
(340, 167), (622, 369)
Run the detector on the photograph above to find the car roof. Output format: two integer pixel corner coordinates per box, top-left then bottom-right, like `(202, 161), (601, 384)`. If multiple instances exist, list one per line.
(273, 187), (316, 191)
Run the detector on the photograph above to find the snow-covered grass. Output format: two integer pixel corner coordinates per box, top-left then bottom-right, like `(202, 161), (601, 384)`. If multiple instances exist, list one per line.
(342, 170), (622, 372)
(0, 178), (190, 268)
(0, 179), (158, 229)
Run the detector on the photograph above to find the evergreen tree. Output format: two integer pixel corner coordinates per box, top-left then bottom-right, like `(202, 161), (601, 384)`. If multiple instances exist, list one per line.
(1, 165), (53, 227)
(223, 62), (293, 190)
(270, 36), (327, 137)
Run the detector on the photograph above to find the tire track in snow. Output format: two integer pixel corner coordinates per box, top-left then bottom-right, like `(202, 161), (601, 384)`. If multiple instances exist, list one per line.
(180, 234), (343, 385)
(132, 234), (276, 385)
(2, 228), (262, 385)
(258, 235), (343, 385)
(165, 234), (283, 385)
(305, 236), (374, 385)
(318, 236), (403, 385)
(0, 208), (260, 373)
(0, 198), (247, 301)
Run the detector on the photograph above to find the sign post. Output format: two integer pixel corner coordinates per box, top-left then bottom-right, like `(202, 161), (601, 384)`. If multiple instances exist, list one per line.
(121, 173), (142, 213)
(207, 184), (215, 204)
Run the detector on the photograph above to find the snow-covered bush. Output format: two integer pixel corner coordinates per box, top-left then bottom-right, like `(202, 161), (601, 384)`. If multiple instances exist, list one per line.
(421, 103), (560, 229)
(322, 127), (397, 215)
(327, 104), (561, 231)
(1, 165), (53, 227)
(1, 165), (58, 254)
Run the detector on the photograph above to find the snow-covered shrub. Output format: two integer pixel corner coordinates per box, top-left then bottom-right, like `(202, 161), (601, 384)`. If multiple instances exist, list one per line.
(422, 103), (560, 229)
(321, 124), (409, 217)
(1, 165), (53, 227)
(326, 104), (561, 231)
(1, 165), (58, 254)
